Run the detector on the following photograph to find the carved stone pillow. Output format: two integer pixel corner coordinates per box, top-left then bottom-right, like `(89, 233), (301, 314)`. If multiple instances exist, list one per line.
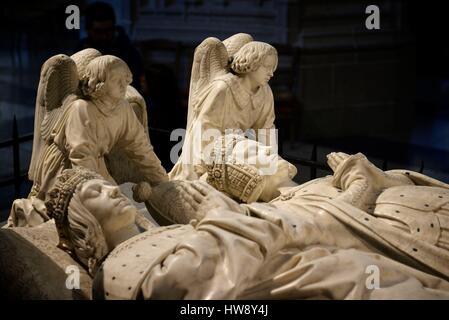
(0, 221), (92, 299)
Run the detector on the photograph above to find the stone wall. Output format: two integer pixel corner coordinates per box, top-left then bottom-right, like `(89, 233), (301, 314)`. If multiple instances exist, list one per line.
(128, 0), (415, 142)
(292, 0), (415, 142)
(298, 46), (415, 141)
(131, 0), (289, 44)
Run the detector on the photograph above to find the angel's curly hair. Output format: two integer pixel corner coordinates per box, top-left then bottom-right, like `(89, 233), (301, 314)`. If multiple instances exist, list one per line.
(81, 55), (132, 100)
(230, 41), (278, 74)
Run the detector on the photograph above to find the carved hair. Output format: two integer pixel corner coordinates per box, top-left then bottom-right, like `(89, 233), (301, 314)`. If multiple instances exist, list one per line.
(81, 55), (132, 100)
(67, 186), (109, 275)
(46, 167), (110, 275)
(230, 41), (278, 74)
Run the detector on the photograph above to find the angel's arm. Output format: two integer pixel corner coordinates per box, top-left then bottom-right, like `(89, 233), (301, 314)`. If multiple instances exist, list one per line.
(198, 81), (230, 133)
(253, 85), (275, 145)
(119, 104), (168, 186)
(64, 99), (100, 171)
(194, 81), (234, 167)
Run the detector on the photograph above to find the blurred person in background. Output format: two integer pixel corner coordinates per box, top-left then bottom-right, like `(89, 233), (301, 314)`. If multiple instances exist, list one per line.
(76, 1), (146, 93)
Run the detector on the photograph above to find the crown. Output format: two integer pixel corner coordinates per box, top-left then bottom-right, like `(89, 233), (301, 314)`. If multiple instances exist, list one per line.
(45, 167), (103, 252)
(205, 134), (265, 203)
(206, 162), (265, 203)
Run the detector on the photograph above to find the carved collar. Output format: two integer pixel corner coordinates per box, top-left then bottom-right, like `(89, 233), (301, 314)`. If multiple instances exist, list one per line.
(218, 73), (267, 110)
(92, 97), (125, 116)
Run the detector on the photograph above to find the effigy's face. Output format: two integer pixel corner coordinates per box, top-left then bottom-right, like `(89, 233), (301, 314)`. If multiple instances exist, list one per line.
(104, 66), (128, 100)
(79, 179), (136, 231)
(248, 54), (277, 87)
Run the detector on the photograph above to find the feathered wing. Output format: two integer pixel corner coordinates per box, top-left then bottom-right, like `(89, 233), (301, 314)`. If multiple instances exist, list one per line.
(186, 33), (254, 130)
(70, 48), (102, 80)
(222, 33), (254, 58)
(125, 85), (149, 137)
(186, 37), (228, 130)
(105, 85), (150, 184)
(28, 54), (79, 181)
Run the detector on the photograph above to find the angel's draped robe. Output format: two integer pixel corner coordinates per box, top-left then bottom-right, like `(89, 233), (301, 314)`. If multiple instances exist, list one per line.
(32, 98), (167, 200)
(169, 73), (276, 180)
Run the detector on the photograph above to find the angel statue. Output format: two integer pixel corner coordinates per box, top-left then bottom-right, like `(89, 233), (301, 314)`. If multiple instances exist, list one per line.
(169, 33), (279, 181)
(40, 141), (449, 299)
(71, 48), (153, 186)
(7, 50), (167, 228)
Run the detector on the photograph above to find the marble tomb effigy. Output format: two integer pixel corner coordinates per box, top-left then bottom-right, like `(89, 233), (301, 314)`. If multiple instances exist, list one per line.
(1, 35), (449, 300)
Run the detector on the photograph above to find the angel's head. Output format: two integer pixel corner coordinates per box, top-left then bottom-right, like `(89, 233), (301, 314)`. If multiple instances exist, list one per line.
(46, 167), (137, 275)
(230, 41), (278, 87)
(82, 55), (132, 101)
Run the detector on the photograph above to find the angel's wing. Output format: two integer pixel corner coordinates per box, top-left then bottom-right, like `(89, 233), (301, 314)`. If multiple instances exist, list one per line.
(104, 85), (150, 184)
(222, 33), (253, 58)
(29, 54), (78, 181)
(125, 85), (149, 137)
(70, 48), (102, 79)
(186, 34), (254, 130)
(186, 37), (228, 130)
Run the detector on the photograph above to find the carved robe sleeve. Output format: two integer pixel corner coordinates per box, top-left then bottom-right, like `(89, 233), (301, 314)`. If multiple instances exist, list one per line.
(332, 153), (413, 210)
(253, 85), (275, 146)
(119, 105), (168, 186)
(139, 208), (287, 299)
(194, 81), (230, 165)
(197, 81), (230, 134)
(64, 101), (100, 171)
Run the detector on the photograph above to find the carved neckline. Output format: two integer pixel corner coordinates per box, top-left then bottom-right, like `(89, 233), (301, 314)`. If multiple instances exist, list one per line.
(218, 74), (266, 110)
(92, 97), (124, 116)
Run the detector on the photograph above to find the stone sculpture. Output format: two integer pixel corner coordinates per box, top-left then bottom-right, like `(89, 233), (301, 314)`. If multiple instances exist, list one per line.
(3, 40), (449, 301)
(8, 50), (167, 227)
(71, 49), (156, 185)
(147, 133), (298, 226)
(40, 150), (449, 299)
(169, 33), (278, 180)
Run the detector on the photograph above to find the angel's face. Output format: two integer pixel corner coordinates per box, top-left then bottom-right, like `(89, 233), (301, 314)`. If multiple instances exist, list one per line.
(79, 179), (136, 235)
(247, 54), (277, 88)
(104, 66), (129, 100)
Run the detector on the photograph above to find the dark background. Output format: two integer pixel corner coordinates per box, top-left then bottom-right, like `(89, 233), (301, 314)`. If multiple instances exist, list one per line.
(0, 0), (447, 220)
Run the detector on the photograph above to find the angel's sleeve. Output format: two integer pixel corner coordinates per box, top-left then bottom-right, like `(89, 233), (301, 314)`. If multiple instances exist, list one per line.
(254, 85), (275, 130)
(253, 85), (276, 146)
(194, 81), (231, 157)
(197, 81), (230, 133)
(64, 100), (100, 171)
(119, 105), (168, 186)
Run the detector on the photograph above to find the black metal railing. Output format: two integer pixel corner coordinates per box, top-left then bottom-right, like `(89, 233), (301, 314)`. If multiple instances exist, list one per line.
(0, 116), (33, 198)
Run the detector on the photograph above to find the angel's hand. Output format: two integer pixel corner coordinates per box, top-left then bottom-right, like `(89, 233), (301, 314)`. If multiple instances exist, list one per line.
(132, 182), (152, 203)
